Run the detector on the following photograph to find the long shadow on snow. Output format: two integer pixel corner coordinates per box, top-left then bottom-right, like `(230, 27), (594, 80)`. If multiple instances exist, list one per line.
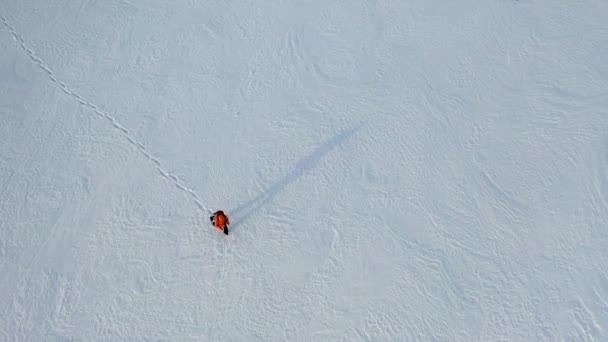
(229, 124), (362, 230)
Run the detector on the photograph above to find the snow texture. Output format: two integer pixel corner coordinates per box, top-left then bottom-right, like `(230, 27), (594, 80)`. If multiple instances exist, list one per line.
(1, 1), (608, 341)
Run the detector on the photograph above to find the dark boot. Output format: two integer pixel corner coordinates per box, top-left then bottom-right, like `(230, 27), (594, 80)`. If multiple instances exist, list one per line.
(224, 226), (229, 235)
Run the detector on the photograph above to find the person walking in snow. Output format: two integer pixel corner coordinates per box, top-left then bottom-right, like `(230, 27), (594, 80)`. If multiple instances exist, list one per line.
(210, 210), (229, 235)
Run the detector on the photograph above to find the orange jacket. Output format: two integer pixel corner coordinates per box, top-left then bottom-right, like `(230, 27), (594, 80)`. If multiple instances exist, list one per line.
(213, 211), (229, 228)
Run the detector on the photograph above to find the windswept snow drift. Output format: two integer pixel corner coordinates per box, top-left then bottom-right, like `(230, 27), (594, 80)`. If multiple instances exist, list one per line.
(1, 1), (608, 340)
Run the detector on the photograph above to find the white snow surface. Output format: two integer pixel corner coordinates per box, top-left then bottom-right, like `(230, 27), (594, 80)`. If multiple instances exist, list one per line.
(1, 1), (608, 341)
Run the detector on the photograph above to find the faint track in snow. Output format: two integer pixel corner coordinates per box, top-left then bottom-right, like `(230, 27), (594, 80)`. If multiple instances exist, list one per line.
(1, 15), (214, 215)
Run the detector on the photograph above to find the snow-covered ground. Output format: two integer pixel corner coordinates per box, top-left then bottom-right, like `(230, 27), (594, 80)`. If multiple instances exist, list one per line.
(1, 1), (608, 340)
